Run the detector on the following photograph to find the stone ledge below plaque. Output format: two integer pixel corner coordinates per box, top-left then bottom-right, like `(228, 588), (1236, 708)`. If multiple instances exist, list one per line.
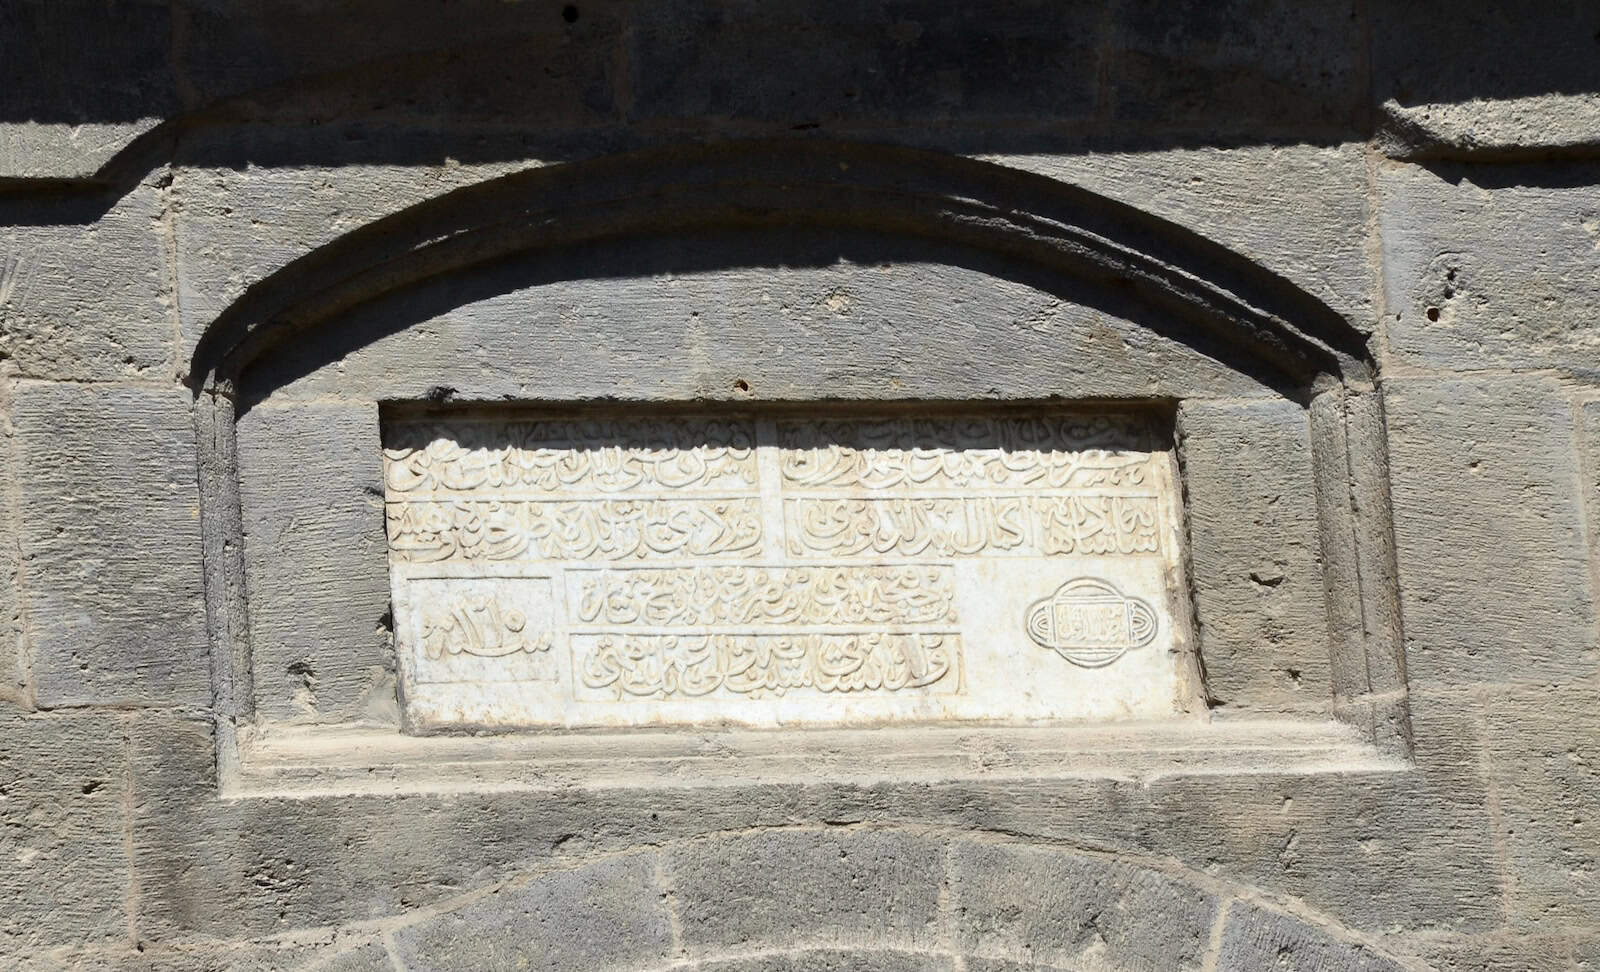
(380, 406), (1205, 733)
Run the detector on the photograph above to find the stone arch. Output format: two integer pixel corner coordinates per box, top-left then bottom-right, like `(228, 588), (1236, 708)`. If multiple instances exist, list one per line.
(186, 138), (1371, 399)
(366, 827), (1417, 972)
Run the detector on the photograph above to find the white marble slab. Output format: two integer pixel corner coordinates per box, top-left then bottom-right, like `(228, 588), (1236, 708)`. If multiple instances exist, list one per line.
(382, 410), (1198, 731)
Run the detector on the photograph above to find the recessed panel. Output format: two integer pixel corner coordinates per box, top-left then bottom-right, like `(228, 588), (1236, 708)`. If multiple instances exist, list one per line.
(382, 408), (1197, 731)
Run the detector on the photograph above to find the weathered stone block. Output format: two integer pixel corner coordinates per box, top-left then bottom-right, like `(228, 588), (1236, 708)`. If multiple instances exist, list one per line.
(172, 160), (529, 360)
(0, 709), (128, 960)
(951, 841), (1217, 970)
(1372, 4), (1600, 158)
(1385, 376), (1597, 686)
(13, 382), (208, 707)
(1143, 687), (1500, 934)
(1178, 397), (1330, 713)
(243, 229), (1276, 408)
(627, 2), (1101, 129)
(390, 852), (672, 971)
(1215, 902), (1407, 971)
(0, 378), (24, 705)
(237, 401), (392, 725)
(1380, 162), (1600, 371)
(669, 829), (944, 953)
(1485, 685), (1600, 927)
(996, 143), (1375, 324)
(1105, 0), (1362, 137)
(692, 952), (956, 972)
(0, 1), (176, 180)
(1412, 933), (1578, 972)
(0, 177), (175, 380)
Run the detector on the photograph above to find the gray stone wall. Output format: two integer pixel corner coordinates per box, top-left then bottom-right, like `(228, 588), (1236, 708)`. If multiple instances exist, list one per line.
(2, 2), (1598, 969)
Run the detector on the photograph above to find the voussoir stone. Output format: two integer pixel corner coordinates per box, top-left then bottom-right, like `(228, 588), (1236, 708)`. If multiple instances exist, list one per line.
(668, 829), (945, 954)
(388, 851), (672, 972)
(951, 841), (1218, 971)
(1214, 902), (1410, 972)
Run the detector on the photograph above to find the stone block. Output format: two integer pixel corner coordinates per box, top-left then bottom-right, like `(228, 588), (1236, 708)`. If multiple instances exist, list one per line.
(1215, 902), (1407, 971)
(0, 176), (176, 380)
(1485, 685), (1600, 927)
(0, 378), (25, 704)
(21, 940), (357, 972)
(996, 142), (1374, 324)
(1582, 398), (1600, 602)
(951, 841), (1217, 970)
(389, 852), (671, 971)
(1178, 397), (1331, 714)
(171, 1), (620, 136)
(1384, 376), (1597, 686)
(1412, 934), (1578, 972)
(242, 228), (1275, 407)
(172, 159), (530, 362)
(236, 402), (392, 725)
(1379, 161), (1600, 371)
(0, 1), (177, 180)
(1104, 0), (1362, 137)
(0, 708), (129, 960)
(12, 381), (209, 707)
(669, 829), (945, 954)
(691, 952), (956, 972)
(1372, 4), (1600, 158)
(627, 1), (1101, 129)
(1143, 687), (1501, 934)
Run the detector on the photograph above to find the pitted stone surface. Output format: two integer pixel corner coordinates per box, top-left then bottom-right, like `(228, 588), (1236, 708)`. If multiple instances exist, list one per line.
(1215, 902), (1409, 972)
(951, 841), (1218, 971)
(389, 851), (673, 971)
(668, 830), (945, 954)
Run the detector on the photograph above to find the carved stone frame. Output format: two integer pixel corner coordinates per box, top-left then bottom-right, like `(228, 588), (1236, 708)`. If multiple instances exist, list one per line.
(188, 140), (1409, 796)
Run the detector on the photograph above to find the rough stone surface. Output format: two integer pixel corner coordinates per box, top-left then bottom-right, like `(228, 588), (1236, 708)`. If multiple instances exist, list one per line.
(0, 175), (176, 381)
(0, 709), (129, 961)
(1177, 397), (1330, 713)
(669, 830), (945, 954)
(951, 841), (1217, 970)
(996, 143), (1375, 325)
(686, 953), (956, 972)
(1486, 686), (1600, 927)
(1380, 162), (1600, 373)
(237, 401), (392, 725)
(1385, 376), (1598, 687)
(389, 852), (673, 971)
(3, 8), (1600, 969)
(11, 382), (208, 707)
(1215, 902), (1408, 971)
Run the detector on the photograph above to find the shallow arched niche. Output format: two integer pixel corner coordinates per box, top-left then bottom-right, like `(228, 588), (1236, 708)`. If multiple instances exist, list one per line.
(190, 140), (1409, 794)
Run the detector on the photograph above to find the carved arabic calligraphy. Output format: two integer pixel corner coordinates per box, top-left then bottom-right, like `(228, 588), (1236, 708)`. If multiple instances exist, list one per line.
(1025, 578), (1159, 668)
(572, 564), (957, 626)
(384, 418), (757, 495)
(575, 632), (956, 700)
(420, 595), (554, 659)
(778, 414), (1154, 490)
(785, 495), (1160, 557)
(386, 498), (764, 563)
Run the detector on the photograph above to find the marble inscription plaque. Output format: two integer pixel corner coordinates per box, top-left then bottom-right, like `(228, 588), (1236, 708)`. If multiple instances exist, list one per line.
(383, 410), (1195, 731)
